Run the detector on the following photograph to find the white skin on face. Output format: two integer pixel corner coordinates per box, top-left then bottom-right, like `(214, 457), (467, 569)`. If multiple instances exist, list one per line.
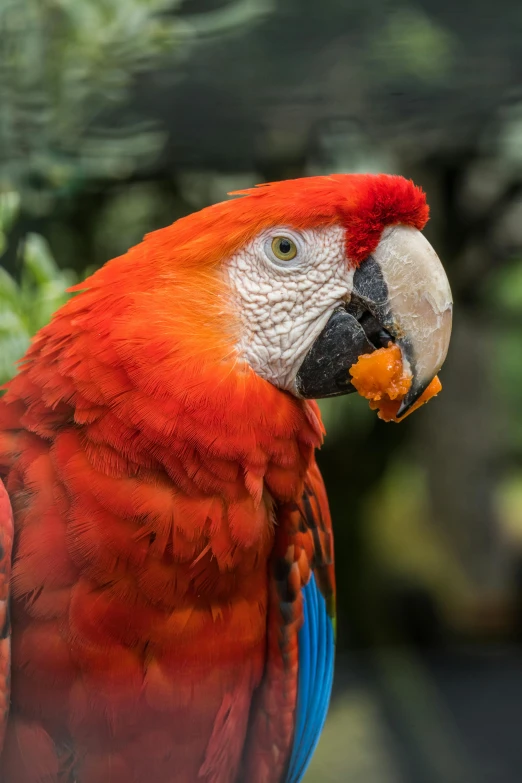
(224, 224), (354, 394)
(224, 223), (453, 399)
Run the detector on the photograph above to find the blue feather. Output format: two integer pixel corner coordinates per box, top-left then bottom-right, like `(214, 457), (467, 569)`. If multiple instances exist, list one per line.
(284, 572), (335, 783)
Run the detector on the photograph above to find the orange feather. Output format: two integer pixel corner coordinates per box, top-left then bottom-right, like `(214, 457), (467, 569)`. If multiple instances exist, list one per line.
(0, 174), (426, 781)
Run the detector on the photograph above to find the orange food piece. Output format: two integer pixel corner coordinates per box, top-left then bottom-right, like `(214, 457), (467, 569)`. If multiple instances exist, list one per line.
(349, 344), (442, 422)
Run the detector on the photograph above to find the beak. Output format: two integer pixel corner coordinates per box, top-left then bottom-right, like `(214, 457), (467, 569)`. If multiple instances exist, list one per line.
(295, 225), (453, 415)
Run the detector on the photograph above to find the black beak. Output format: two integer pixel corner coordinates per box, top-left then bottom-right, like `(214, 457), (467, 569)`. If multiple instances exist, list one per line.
(293, 305), (378, 399)
(294, 259), (394, 400)
(295, 226), (453, 413)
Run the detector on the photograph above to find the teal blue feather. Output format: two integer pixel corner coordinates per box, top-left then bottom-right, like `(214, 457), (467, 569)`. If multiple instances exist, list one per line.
(284, 571), (335, 783)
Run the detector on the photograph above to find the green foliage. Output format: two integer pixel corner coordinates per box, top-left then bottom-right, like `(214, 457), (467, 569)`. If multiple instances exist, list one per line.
(486, 260), (522, 450)
(92, 182), (181, 261)
(372, 8), (455, 83)
(0, 190), (20, 256)
(0, 0), (189, 211)
(318, 393), (374, 445)
(0, 190), (76, 385)
(489, 259), (522, 313)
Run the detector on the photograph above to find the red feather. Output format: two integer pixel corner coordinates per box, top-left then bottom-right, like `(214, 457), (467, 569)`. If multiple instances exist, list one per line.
(0, 174), (423, 781)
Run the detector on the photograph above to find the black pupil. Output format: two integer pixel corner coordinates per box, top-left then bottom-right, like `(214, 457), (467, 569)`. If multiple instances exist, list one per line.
(279, 239), (292, 254)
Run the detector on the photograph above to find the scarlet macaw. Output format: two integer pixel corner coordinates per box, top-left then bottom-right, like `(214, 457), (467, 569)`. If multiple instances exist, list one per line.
(0, 174), (452, 783)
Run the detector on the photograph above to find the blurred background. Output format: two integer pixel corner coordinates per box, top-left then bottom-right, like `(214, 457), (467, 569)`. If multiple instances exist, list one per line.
(1, 1), (522, 780)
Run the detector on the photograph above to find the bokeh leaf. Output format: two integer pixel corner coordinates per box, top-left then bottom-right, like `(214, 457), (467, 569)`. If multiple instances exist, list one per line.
(0, 224), (77, 387)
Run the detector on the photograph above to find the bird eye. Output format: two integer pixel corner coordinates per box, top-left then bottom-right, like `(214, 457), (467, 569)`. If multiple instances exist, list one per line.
(271, 236), (297, 261)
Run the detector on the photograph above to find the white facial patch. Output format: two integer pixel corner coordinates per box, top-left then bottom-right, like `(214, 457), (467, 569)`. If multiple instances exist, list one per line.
(224, 224), (354, 393)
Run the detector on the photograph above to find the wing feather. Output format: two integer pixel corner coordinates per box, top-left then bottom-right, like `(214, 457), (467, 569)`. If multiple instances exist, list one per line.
(286, 572), (335, 783)
(242, 457), (335, 783)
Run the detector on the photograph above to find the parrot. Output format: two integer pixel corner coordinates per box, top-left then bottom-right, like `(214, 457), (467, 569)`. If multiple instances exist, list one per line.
(0, 173), (452, 783)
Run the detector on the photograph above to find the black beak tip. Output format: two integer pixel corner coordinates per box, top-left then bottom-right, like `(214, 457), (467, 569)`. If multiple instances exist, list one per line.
(395, 397), (414, 419)
(395, 377), (433, 419)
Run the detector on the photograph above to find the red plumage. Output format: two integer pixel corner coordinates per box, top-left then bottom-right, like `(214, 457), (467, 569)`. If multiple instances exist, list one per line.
(0, 174), (427, 782)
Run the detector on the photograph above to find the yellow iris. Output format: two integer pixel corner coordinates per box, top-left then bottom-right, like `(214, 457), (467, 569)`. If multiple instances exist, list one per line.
(271, 236), (297, 261)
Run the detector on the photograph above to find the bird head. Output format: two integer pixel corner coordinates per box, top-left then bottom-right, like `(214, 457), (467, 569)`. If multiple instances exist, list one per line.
(68, 174), (452, 419)
(219, 174), (452, 416)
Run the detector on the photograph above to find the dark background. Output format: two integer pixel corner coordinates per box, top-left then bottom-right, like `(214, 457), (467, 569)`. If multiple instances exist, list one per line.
(2, 1), (522, 780)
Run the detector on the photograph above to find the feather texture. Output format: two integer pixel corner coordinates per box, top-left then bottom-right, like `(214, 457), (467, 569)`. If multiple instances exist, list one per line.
(241, 463), (336, 783)
(0, 174), (426, 782)
(286, 573), (335, 783)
